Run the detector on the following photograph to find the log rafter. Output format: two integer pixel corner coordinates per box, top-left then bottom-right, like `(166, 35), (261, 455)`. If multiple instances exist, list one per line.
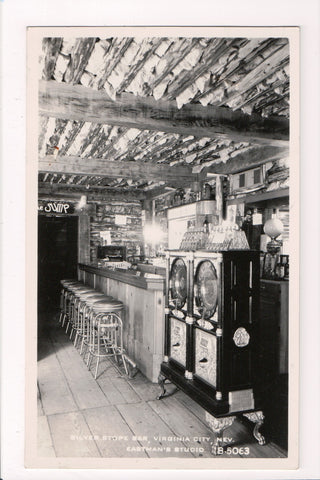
(39, 155), (199, 184)
(39, 80), (289, 145)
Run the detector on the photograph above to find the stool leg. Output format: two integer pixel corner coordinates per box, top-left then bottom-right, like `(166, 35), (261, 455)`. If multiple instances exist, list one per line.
(112, 325), (120, 365)
(73, 303), (80, 347)
(61, 312), (66, 328)
(58, 289), (65, 325)
(117, 315), (129, 375)
(58, 310), (63, 325)
(87, 310), (94, 369)
(61, 292), (67, 328)
(69, 309), (74, 339)
(80, 310), (88, 356)
(94, 322), (101, 379)
(75, 305), (82, 349)
(65, 299), (71, 333)
(69, 298), (77, 340)
(87, 350), (93, 369)
(80, 336), (85, 356)
(121, 354), (129, 375)
(94, 357), (100, 379)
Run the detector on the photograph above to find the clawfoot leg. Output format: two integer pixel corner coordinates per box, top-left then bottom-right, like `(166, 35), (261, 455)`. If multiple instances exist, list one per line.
(205, 412), (236, 447)
(243, 411), (266, 445)
(157, 372), (167, 400)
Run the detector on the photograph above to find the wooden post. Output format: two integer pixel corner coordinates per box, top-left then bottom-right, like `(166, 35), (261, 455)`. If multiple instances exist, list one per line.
(216, 175), (224, 224)
(78, 214), (90, 264)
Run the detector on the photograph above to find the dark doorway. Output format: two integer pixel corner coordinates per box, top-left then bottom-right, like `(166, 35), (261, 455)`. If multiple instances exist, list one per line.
(38, 215), (78, 313)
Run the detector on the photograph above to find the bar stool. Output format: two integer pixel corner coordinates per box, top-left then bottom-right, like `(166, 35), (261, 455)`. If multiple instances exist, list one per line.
(63, 284), (89, 327)
(71, 287), (98, 341)
(68, 286), (95, 339)
(59, 280), (83, 327)
(74, 291), (113, 349)
(59, 279), (80, 326)
(87, 299), (128, 379)
(81, 294), (112, 359)
(63, 284), (89, 333)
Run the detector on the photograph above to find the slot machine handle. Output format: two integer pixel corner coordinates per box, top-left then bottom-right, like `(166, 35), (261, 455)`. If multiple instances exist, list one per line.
(199, 357), (208, 363)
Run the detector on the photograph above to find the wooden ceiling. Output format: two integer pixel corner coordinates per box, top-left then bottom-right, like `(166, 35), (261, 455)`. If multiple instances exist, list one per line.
(38, 36), (290, 198)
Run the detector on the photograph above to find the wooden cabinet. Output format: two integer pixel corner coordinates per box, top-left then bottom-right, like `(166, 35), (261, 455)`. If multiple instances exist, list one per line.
(259, 280), (289, 381)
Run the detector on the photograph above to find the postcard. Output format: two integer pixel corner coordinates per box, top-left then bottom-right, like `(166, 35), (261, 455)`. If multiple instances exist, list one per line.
(23, 25), (300, 472)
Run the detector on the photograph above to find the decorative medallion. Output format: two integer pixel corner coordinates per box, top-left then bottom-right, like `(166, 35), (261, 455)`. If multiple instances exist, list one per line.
(233, 327), (250, 347)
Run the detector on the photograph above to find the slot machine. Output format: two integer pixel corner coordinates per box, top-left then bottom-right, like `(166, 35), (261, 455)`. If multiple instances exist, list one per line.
(158, 249), (266, 445)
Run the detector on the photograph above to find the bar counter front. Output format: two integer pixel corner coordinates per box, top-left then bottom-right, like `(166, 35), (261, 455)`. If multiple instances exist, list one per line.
(78, 263), (165, 383)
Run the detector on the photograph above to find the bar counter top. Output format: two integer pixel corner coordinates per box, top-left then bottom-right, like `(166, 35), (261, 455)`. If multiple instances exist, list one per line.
(78, 263), (165, 291)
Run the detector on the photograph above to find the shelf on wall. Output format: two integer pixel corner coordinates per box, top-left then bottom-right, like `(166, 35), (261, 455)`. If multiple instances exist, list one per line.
(227, 188), (289, 206)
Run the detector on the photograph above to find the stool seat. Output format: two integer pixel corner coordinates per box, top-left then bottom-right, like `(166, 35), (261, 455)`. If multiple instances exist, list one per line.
(85, 295), (113, 306)
(71, 287), (94, 295)
(69, 284), (90, 290)
(62, 281), (82, 287)
(74, 288), (95, 297)
(61, 279), (81, 284)
(77, 291), (103, 301)
(91, 299), (123, 312)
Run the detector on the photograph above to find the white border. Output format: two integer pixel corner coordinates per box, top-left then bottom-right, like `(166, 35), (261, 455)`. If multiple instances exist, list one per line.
(1, 0), (319, 479)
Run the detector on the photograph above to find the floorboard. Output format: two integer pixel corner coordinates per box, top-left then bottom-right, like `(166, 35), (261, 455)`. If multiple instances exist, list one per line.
(37, 415), (56, 457)
(82, 405), (148, 457)
(127, 371), (166, 402)
(47, 411), (101, 457)
(96, 365), (131, 405)
(37, 310), (287, 460)
(117, 401), (194, 458)
(51, 334), (110, 410)
(148, 396), (218, 458)
(38, 340), (78, 416)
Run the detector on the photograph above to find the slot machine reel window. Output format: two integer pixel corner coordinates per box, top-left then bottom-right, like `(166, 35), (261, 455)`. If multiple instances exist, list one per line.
(169, 258), (187, 310)
(195, 260), (218, 320)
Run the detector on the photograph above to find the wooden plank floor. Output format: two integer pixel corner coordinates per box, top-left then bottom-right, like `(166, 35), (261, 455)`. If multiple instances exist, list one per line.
(37, 311), (287, 459)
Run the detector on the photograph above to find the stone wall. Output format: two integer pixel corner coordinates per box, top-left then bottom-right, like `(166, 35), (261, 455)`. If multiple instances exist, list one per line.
(90, 200), (143, 261)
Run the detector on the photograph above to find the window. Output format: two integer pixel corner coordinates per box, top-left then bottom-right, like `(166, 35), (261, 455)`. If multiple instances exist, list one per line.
(253, 168), (261, 184)
(239, 173), (245, 188)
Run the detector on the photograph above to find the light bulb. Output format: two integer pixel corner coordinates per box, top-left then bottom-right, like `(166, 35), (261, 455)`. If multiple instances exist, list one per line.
(264, 218), (284, 239)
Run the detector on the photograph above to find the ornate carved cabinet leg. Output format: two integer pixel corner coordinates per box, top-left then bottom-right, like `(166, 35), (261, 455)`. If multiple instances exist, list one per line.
(205, 412), (236, 446)
(243, 411), (266, 445)
(157, 372), (167, 400)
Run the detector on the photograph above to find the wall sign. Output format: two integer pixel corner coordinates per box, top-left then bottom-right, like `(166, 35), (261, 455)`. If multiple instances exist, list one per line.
(38, 201), (75, 214)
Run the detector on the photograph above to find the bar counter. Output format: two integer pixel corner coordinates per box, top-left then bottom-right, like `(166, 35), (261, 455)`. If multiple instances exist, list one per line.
(78, 263), (165, 382)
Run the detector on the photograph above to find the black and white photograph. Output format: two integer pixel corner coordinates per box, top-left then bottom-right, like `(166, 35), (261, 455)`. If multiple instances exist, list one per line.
(1, 0), (319, 476)
(22, 25), (300, 469)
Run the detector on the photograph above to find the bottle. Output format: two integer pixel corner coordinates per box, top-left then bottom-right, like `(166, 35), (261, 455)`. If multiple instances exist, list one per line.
(203, 217), (209, 234)
(202, 183), (211, 200)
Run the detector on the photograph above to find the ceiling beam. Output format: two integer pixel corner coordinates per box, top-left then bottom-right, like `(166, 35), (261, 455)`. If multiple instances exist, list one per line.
(39, 155), (199, 184)
(205, 145), (289, 175)
(39, 80), (289, 146)
(38, 183), (145, 201)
